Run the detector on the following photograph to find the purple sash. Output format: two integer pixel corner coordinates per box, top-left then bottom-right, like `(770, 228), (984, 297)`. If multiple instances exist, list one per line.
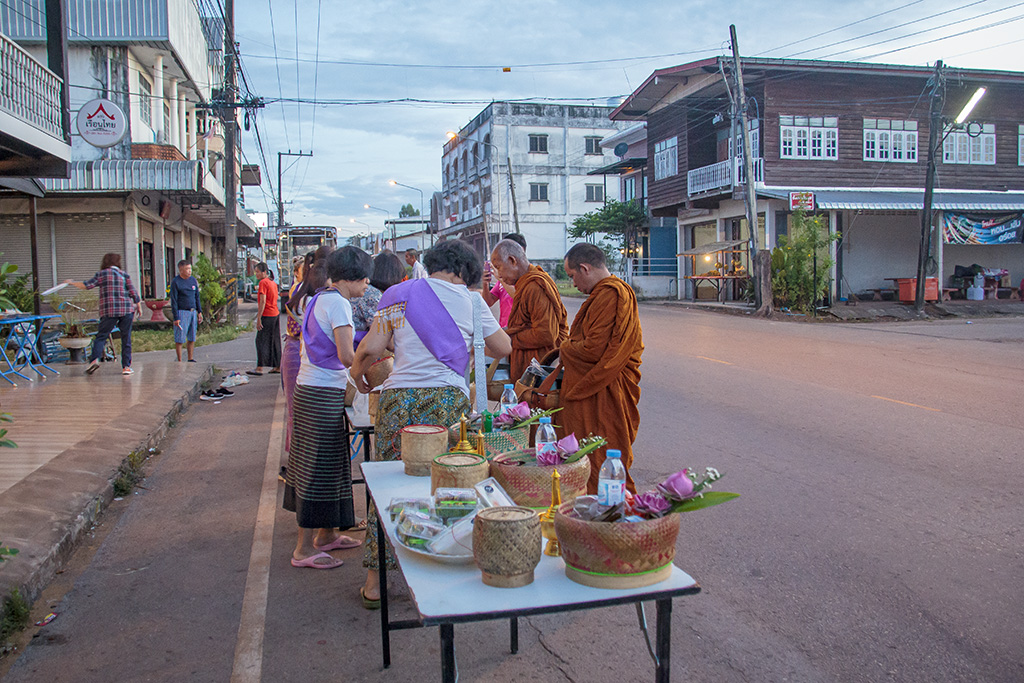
(377, 279), (468, 375)
(302, 289), (344, 370)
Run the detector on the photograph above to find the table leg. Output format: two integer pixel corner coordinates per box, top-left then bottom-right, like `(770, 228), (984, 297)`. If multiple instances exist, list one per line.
(440, 623), (456, 683)
(509, 617), (518, 654)
(655, 598), (672, 683)
(378, 517), (391, 669)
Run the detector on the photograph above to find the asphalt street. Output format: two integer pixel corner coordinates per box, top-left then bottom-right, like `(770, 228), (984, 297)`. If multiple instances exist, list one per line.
(4, 303), (1023, 682)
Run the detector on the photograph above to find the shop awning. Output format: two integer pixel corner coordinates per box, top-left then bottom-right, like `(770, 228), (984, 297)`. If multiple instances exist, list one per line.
(678, 240), (748, 257)
(586, 158), (647, 176)
(760, 188), (1024, 211)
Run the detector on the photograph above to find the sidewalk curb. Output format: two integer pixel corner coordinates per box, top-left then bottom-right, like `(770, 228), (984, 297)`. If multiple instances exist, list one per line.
(0, 364), (214, 607)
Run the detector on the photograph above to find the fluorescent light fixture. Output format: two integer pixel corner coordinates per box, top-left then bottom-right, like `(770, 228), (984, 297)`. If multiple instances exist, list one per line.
(954, 87), (986, 125)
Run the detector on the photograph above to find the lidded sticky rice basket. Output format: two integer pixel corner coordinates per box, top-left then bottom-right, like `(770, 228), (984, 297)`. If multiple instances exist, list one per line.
(430, 452), (489, 493)
(554, 501), (680, 589)
(489, 451), (591, 508)
(472, 506), (542, 587)
(399, 425), (449, 476)
(448, 422), (530, 459)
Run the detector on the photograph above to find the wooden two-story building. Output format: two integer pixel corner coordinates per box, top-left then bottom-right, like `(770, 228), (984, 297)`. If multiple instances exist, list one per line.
(611, 57), (1024, 301)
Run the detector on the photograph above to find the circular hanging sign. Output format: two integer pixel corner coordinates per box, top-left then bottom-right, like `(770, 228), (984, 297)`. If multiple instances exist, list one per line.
(76, 98), (127, 148)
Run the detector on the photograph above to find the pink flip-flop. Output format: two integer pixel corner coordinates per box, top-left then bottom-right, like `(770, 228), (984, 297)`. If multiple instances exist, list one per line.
(290, 552), (344, 569)
(314, 535), (362, 551)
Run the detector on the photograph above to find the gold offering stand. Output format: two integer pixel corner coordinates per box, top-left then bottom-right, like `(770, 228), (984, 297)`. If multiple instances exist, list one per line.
(538, 469), (562, 556)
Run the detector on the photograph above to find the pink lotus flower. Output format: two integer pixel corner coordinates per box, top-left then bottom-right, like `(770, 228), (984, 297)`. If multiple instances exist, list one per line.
(494, 401), (531, 427)
(537, 448), (563, 466)
(632, 491), (671, 518)
(556, 433), (579, 455)
(657, 470), (695, 501)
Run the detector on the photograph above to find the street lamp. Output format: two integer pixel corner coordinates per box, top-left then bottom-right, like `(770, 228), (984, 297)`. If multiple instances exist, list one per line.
(388, 179), (429, 246)
(446, 130), (506, 255)
(364, 204), (394, 250)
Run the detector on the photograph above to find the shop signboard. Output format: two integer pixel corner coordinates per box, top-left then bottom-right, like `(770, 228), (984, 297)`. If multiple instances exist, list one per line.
(76, 98), (127, 148)
(789, 192), (815, 212)
(942, 212), (1023, 245)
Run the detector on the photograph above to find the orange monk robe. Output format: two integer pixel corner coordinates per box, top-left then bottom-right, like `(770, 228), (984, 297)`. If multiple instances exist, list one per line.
(558, 275), (643, 494)
(504, 265), (569, 382)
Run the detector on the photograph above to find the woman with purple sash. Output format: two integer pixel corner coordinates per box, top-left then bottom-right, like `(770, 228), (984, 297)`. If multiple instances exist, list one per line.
(283, 247), (372, 570)
(350, 240), (511, 607)
(281, 252), (319, 455)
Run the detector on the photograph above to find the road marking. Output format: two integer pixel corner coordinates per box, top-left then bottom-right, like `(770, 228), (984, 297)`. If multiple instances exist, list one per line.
(870, 395), (942, 412)
(695, 355), (733, 365)
(230, 385), (285, 683)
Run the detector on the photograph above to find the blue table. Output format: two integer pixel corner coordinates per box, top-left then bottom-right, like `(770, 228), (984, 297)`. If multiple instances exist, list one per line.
(0, 314), (60, 386)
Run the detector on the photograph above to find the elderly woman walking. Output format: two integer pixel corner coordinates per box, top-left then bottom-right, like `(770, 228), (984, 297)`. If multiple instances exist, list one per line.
(65, 253), (143, 376)
(284, 246), (372, 569)
(350, 240), (511, 606)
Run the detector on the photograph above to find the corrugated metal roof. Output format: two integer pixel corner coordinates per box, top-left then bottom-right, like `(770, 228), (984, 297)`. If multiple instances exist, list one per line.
(760, 188), (1024, 212)
(678, 240), (747, 256)
(42, 160), (199, 193)
(1, 0), (168, 42)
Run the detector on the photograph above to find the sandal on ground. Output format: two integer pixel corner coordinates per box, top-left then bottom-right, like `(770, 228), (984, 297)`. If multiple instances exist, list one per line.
(246, 370), (263, 376)
(354, 518), (368, 531)
(314, 535), (362, 551)
(269, 369), (281, 374)
(360, 587), (381, 610)
(290, 552), (343, 570)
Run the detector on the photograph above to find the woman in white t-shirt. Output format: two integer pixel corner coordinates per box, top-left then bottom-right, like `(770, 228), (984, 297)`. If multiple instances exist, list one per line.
(283, 247), (372, 570)
(350, 240), (512, 607)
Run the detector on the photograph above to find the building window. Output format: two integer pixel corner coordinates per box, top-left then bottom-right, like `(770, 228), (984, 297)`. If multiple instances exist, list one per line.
(461, 196), (468, 211)
(585, 184), (604, 202)
(943, 123), (996, 165)
(529, 134), (548, 153)
(654, 136), (678, 180)
(472, 144), (480, 165)
(863, 119), (918, 163)
(139, 75), (153, 127)
(780, 116), (838, 160)
(1018, 125), (1024, 166)
(472, 191), (480, 207)
(623, 175), (636, 202)
(585, 136), (602, 155)
(529, 183), (548, 201)
(163, 102), (171, 143)
(453, 159), (458, 176)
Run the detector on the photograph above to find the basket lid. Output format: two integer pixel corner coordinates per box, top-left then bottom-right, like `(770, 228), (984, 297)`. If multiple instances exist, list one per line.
(434, 453), (486, 467)
(477, 506), (537, 523)
(402, 424), (446, 435)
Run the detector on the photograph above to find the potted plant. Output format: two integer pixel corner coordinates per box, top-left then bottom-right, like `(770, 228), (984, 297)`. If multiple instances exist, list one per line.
(49, 294), (91, 364)
(143, 298), (169, 321)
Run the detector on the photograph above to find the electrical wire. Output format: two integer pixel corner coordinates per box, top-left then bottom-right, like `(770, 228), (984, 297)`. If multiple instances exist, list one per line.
(266, 0), (292, 150)
(755, 0), (927, 56)
(291, 0), (322, 201)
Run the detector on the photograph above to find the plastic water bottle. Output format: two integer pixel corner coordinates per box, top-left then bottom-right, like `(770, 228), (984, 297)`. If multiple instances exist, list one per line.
(499, 383), (517, 414)
(535, 417), (557, 460)
(597, 450), (627, 507)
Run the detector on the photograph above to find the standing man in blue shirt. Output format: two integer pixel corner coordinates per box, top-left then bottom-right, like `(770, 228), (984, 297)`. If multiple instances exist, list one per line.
(169, 260), (203, 362)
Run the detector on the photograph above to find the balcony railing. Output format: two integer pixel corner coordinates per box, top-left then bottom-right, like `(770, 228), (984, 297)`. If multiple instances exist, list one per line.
(687, 157), (764, 198)
(0, 31), (63, 140)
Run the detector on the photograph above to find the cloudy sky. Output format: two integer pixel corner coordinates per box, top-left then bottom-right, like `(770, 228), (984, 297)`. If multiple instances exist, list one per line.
(233, 0), (1024, 237)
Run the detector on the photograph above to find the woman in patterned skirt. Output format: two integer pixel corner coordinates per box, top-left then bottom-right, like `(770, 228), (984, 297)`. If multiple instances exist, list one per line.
(283, 246), (372, 569)
(350, 240), (511, 606)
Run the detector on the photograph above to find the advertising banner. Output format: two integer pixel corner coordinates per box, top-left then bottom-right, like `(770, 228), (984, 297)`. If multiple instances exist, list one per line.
(942, 212), (1023, 245)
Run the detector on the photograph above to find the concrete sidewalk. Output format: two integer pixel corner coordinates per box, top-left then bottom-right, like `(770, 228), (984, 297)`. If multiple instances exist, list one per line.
(0, 302), (260, 605)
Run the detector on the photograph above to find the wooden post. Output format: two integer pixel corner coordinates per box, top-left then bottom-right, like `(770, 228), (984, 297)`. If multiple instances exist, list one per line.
(506, 156), (520, 234)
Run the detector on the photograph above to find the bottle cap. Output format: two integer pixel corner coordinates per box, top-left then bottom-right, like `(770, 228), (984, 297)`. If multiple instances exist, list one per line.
(504, 383), (514, 389)
(539, 417), (551, 424)
(607, 449), (621, 458)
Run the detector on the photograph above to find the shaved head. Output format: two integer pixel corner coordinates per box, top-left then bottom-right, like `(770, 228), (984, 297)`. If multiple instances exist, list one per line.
(492, 239), (528, 264)
(490, 238), (530, 287)
(565, 242), (606, 270)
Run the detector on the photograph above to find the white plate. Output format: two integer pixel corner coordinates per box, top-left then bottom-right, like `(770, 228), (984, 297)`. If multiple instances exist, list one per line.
(397, 540), (474, 565)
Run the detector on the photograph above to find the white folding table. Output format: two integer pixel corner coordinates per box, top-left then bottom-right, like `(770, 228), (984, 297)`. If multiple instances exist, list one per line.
(362, 462), (701, 682)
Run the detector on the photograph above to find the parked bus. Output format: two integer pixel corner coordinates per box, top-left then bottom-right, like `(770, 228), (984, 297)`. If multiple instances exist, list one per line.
(277, 226), (338, 293)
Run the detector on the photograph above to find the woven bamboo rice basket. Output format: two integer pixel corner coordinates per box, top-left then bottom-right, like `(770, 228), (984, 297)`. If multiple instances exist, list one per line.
(431, 452), (489, 493)
(400, 424), (449, 477)
(472, 506), (542, 587)
(489, 450), (591, 509)
(365, 356), (394, 389)
(448, 422), (530, 459)
(554, 501), (680, 589)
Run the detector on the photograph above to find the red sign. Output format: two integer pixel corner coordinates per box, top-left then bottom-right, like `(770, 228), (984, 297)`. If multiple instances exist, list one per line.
(789, 191), (815, 212)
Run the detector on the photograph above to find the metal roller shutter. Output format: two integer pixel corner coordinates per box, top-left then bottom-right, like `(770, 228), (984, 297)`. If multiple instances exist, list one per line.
(0, 214), (56, 289)
(54, 213), (124, 284)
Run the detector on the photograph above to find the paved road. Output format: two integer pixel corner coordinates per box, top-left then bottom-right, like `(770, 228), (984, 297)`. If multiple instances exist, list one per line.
(5, 305), (1024, 682)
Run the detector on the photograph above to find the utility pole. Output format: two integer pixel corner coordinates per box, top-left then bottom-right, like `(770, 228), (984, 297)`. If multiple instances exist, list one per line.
(223, 0), (237, 322)
(915, 60), (944, 313)
(506, 156), (521, 234)
(730, 24), (767, 314)
(278, 150), (313, 232)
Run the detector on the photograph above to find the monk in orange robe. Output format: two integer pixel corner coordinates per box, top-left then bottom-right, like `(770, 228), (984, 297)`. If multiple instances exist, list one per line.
(490, 239), (568, 381)
(560, 243), (643, 494)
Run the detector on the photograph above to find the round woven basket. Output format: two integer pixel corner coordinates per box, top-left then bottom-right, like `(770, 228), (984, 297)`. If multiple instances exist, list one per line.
(472, 506), (542, 587)
(400, 425), (449, 477)
(430, 452), (489, 493)
(365, 356), (393, 389)
(489, 451), (591, 509)
(554, 501), (680, 589)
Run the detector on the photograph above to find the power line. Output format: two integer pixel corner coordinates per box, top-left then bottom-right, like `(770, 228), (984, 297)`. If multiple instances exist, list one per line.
(756, 0), (927, 56)
(266, 0), (291, 150)
(858, 9), (1024, 60)
(292, 0), (322, 201)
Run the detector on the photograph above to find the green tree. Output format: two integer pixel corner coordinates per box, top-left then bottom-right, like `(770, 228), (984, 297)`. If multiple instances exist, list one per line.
(398, 203), (420, 217)
(193, 254), (226, 322)
(568, 200), (648, 252)
(769, 211), (840, 313)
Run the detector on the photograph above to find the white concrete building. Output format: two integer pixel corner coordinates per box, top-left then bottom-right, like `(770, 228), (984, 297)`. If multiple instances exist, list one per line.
(441, 102), (630, 263)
